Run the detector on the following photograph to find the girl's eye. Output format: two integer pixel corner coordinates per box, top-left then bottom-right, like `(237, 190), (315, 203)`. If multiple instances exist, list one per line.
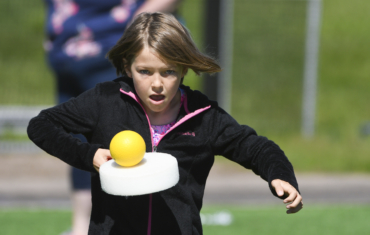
(165, 70), (176, 75)
(139, 70), (150, 74)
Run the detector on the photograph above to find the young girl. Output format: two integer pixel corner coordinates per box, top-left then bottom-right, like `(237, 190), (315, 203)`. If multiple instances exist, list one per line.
(28, 12), (302, 235)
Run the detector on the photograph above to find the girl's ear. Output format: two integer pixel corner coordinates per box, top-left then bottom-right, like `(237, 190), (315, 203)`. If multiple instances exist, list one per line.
(123, 59), (132, 78)
(125, 67), (132, 78)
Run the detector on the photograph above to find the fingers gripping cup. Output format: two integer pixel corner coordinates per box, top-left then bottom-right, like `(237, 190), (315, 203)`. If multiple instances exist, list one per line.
(99, 131), (180, 196)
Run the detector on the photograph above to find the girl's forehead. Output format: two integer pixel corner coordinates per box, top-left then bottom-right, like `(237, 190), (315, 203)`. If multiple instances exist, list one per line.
(133, 46), (178, 68)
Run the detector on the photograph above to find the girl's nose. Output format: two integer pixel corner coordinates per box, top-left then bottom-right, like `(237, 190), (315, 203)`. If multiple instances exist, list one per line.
(151, 74), (163, 91)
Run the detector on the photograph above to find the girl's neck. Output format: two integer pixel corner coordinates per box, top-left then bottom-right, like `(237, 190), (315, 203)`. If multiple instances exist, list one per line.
(145, 90), (181, 126)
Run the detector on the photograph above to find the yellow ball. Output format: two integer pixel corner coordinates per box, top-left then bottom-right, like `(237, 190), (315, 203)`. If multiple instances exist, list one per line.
(109, 130), (146, 167)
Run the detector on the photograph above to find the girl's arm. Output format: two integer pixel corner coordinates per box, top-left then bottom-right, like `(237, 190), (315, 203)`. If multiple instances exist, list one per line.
(27, 85), (104, 173)
(210, 105), (302, 213)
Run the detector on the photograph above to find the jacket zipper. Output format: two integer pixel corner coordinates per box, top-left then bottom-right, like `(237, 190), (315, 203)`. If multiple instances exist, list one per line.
(120, 89), (154, 235)
(119, 88), (210, 235)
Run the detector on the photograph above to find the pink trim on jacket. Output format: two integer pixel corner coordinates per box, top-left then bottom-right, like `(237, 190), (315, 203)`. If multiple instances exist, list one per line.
(155, 105), (211, 146)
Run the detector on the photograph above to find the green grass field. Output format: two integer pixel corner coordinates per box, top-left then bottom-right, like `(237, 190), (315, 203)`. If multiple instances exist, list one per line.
(0, 0), (369, 172)
(1, 205), (370, 235)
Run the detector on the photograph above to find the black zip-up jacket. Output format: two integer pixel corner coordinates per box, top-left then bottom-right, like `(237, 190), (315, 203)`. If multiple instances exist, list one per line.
(28, 76), (299, 235)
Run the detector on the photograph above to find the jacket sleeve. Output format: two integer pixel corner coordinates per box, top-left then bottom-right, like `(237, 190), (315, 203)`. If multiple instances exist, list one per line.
(210, 105), (299, 198)
(27, 85), (104, 173)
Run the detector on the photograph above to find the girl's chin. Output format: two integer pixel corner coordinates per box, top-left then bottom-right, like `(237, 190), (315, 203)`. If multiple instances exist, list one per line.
(146, 101), (167, 113)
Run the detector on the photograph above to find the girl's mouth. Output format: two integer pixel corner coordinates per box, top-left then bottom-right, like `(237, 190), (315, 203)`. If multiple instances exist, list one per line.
(149, 95), (165, 102)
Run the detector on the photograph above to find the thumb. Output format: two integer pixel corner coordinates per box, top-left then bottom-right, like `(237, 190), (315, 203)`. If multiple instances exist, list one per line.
(271, 180), (284, 197)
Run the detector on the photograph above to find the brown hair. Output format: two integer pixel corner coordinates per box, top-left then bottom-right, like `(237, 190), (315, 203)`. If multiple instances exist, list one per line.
(107, 12), (221, 76)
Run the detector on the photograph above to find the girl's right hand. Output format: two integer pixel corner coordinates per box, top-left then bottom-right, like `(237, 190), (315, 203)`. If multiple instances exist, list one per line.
(93, 148), (112, 172)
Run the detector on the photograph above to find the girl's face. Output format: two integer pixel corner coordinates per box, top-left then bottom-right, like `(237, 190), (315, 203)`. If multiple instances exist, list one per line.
(125, 46), (186, 115)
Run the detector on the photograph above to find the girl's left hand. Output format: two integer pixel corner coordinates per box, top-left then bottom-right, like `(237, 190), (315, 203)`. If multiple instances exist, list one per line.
(271, 179), (303, 214)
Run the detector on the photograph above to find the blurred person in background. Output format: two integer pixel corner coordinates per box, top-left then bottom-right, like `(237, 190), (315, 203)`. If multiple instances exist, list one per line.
(43, 1), (182, 234)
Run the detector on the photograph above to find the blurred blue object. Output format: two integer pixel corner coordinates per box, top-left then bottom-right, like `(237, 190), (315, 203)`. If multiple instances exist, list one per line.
(360, 122), (370, 137)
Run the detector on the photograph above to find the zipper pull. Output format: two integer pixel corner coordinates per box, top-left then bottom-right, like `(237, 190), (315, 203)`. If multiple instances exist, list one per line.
(153, 145), (157, 152)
